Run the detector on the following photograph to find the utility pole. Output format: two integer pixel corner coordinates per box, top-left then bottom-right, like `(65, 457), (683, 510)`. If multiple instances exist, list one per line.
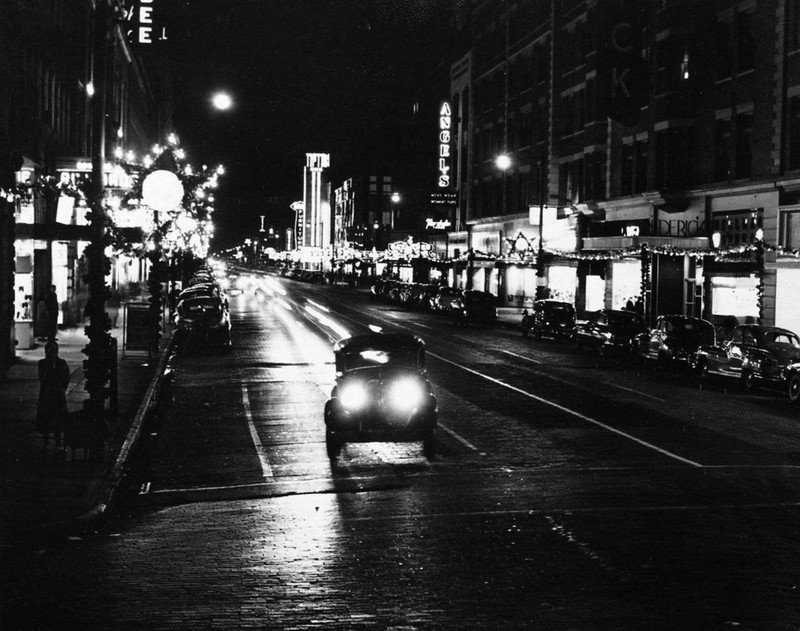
(536, 154), (548, 300)
(84, 0), (114, 461)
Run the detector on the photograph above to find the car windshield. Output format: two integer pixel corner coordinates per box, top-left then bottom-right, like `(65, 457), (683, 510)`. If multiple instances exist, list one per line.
(342, 348), (419, 371)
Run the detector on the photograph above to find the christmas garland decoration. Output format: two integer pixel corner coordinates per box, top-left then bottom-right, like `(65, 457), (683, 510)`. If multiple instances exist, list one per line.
(111, 134), (223, 261)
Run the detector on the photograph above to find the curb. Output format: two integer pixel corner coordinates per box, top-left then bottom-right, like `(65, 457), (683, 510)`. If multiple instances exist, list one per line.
(77, 332), (176, 523)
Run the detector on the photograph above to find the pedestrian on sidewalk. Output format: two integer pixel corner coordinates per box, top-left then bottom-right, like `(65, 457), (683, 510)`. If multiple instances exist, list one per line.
(44, 284), (59, 341)
(35, 341), (70, 448)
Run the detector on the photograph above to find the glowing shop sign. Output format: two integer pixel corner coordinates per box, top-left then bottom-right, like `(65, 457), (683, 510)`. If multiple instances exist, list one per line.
(438, 101), (451, 188)
(125, 0), (167, 45)
(425, 218), (451, 230)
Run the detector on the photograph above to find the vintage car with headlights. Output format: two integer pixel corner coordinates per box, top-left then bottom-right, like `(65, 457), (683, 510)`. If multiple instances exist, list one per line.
(324, 333), (438, 459)
(174, 295), (231, 347)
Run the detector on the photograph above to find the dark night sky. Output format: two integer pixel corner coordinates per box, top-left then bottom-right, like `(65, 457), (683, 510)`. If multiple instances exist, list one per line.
(141, 0), (465, 250)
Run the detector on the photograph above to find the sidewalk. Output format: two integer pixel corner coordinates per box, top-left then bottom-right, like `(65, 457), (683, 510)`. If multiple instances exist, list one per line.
(0, 323), (173, 545)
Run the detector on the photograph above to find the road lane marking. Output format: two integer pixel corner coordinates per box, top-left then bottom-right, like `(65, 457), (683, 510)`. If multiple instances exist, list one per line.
(241, 384), (274, 479)
(604, 382), (666, 402)
(502, 348), (666, 401)
(500, 348), (543, 364)
(439, 422), (483, 454)
(428, 351), (703, 468)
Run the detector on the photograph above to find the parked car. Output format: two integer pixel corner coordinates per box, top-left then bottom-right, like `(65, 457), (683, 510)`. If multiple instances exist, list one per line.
(638, 315), (715, 368)
(450, 290), (497, 327)
(787, 362), (800, 403)
(695, 324), (800, 395)
(520, 299), (576, 341)
(324, 333), (438, 459)
(575, 309), (648, 356)
(174, 295), (232, 348)
(430, 286), (463, 312)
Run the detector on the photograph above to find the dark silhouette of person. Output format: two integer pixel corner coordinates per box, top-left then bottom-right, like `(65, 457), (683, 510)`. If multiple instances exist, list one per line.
(35, 341), (71, 448)
(43, 285), (59, 341)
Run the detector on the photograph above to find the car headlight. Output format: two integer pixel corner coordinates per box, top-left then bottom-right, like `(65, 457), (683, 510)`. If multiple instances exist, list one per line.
(387, 378), (425, 410)
(339, 382), (368, 410)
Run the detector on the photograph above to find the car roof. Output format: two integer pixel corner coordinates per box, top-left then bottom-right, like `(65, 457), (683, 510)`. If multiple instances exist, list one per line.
(333, 333), (425, 354)
(739, 324), (798, 336)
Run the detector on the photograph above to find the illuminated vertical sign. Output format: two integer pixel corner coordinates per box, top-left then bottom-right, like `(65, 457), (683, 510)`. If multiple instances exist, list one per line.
(303, 153), (330, 247)
(126, 0), (167, 45)
(438, 101), (452, 188)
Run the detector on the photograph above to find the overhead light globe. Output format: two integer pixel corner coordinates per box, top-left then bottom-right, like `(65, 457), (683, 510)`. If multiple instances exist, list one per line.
(212, 92), (233, 111)
(496, 154), (512, 170)
(142, 170), (184, 212)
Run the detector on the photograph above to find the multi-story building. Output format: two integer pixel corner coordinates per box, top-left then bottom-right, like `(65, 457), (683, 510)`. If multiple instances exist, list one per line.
(0, 0), (167, 366)
(446, 0), (800, 334)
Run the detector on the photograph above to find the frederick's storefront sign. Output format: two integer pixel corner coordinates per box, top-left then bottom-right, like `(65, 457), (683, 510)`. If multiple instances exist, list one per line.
(654, 216), (706, 238)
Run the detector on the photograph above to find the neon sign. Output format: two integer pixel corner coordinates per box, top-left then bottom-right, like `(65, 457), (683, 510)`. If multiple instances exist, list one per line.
(438, 101), (451, 188)
(126, 0), (167, 45)
(425, 218), (451, 230)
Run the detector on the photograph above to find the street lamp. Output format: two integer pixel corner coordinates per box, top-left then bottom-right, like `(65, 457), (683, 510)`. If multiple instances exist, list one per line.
(211, 91), (233, 111)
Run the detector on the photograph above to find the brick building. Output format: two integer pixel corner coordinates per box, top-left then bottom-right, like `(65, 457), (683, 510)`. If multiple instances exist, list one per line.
(444, 0), (800, 333)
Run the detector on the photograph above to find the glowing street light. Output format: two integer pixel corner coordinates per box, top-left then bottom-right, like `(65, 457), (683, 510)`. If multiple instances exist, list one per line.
(495, 154), (512, 171)
(212, 92), (233, 111)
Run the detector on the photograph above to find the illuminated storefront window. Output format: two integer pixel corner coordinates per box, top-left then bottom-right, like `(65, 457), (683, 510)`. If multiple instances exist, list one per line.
(711, 275), (759, 319)
(548, 265), (577, 303)
(612, 259), (641, 309)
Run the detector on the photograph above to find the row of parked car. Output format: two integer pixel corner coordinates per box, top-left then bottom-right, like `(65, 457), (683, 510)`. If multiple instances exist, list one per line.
(521, 298), (800, 403)
(370, 280), (498, 327)
(173, 266), (232, 348)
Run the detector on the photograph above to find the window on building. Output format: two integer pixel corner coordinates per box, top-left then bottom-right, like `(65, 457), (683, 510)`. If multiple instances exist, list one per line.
(655, 36), (685, 94)
(655, 127), (691, 189)
(714, 118), (732, 180)
(788, 96), (800, 171)
(781, 211), (800, 249)
(534, 42), (549, 85)
(635, 140), (648, 193)
(737, 10), (755, 73)
(716, 18), (733, 80)
(790, 0), (800, 51)
(585, 152), (606, 201)
(735, 111), (753, 178)
(621, 143), (634, 196)
(712, 209), (762, 246)
(519, 109), (532, 149)
(559, 158), (584, 206)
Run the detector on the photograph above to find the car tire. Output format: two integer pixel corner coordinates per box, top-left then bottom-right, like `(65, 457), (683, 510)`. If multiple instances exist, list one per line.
(697, 359), (710, 387)
(423, 429), (437, 460)
(325, 430), (342, 460)
(788, 372), (800, 403)
(741, 370), (755, 393)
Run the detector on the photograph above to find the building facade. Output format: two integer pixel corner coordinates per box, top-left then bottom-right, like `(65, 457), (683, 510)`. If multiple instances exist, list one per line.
(444, 0), (800, 334)
(0, 0), (167, 366)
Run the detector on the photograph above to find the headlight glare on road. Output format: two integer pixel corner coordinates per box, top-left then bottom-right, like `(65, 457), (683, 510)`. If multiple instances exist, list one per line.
(387, 378), (425, 410)
(339, 382), (368, 410)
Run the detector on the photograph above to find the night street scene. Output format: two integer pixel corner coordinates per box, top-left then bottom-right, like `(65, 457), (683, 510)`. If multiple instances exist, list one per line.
(6, 0), (800, 629)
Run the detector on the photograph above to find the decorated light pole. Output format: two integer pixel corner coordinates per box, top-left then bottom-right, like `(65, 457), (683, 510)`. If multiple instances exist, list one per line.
(83, 0), (114, 460)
